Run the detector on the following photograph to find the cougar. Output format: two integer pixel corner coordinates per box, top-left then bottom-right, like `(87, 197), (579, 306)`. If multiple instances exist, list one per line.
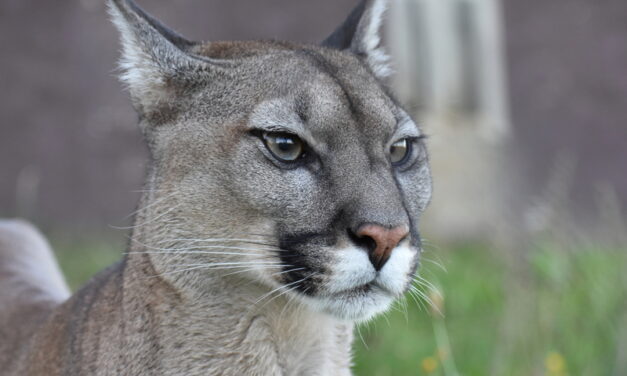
(0, 0), (432, 374)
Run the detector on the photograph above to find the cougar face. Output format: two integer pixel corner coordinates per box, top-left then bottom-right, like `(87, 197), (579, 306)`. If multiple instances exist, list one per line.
(111, 0), (431, 321)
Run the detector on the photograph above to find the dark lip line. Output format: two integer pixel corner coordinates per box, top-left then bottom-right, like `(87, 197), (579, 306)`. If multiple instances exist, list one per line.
(331, 280), (390, 297)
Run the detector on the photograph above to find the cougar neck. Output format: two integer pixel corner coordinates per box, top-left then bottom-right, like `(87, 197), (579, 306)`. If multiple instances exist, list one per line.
(120, 248), (354, 374)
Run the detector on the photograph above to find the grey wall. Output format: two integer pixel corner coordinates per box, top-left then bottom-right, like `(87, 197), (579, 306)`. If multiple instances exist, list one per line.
(503, 0), (627, 223)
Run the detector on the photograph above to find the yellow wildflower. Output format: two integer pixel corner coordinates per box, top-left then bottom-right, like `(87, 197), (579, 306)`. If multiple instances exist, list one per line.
(545, 351), (566, 374)
(421, 356), (438, 374)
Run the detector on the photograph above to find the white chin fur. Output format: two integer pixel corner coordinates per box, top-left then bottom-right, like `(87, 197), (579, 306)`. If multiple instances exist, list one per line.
(315, 287), (395, 322)
(298, 244), (417, 322)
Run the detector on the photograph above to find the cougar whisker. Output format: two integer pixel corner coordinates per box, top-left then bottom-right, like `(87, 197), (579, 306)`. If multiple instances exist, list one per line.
(412, 274), (438, 292)
(128, 245), (277, 253)
(269, 267), (306, 278)
(130, 237), (279, 253)
(125, 251), (275, 257)
(170, 261), (286, 268)
(254, 274), (312, 306)
(407, 285), (438, 314)
(148, 263), (287, 280)
(110, 204), (182, 230)
(162, 238), (281, 249)
(219, 266), (283, 278)
(421, 257), (447, 272)
(355, 324), (369, 350)
(277, 289), (301, 322)
(406, 288), (426, 312)
(122, 191), (180, 220)
(254, 279), (308, 312)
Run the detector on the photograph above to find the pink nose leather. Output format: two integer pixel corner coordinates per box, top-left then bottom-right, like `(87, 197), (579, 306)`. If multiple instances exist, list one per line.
(356, 224), (409, 270)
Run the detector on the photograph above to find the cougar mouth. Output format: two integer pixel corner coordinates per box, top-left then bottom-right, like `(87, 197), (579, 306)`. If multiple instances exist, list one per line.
(312, 284), (397, 321)
(328, 277), (397, 297)
(272, 243), (419, 321)
(341, 282), (373, 295)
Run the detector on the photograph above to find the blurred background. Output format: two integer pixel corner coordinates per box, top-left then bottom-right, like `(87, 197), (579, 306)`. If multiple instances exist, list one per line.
(1, 0), (626, 374)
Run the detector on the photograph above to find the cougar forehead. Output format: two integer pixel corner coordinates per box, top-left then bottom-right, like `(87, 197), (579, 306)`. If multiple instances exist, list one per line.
(149, 43), (395, 142)
(193, 42), (395, 116)
(155, 43), (404, 177)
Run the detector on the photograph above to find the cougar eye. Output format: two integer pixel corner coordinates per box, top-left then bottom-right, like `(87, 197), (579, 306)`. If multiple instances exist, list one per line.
(390, 138), (412, 166)
(262, 132), (305, 162)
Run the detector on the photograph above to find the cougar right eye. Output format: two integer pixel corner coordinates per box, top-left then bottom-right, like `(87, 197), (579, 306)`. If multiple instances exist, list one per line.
(261, 131), (305, 162)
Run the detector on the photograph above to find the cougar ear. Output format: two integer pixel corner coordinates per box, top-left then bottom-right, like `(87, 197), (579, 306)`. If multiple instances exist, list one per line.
(108, 0), (217, 115)
(323, 0), (391, 78)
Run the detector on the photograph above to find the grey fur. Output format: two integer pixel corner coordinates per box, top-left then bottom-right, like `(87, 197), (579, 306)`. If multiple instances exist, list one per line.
(0, 0), (431, 375)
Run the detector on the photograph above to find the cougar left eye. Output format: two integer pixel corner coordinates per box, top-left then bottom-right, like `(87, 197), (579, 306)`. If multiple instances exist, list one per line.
(262, 132), (305, 162)
(390, 138), (412, 166)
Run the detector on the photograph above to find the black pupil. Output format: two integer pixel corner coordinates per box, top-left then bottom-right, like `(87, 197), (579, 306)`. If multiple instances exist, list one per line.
(263, 132), (303, 162)
(277, 137), (295, 151)
(391, 139), (409, 164)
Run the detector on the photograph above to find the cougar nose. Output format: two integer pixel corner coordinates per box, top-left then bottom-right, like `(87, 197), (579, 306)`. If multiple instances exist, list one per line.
(355, 224), (409, 271)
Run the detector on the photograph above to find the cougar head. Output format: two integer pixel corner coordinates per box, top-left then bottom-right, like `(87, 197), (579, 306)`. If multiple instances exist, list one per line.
(110, 0), (432, 322)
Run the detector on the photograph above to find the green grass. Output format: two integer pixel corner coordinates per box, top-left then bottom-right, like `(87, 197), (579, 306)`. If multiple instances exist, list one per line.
(352, 243), (627, 376)
(53, 238), (123, 291)
(53, 239), (627, 375)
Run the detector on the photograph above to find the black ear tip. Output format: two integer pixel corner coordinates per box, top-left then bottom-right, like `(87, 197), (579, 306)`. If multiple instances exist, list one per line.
(323, 1), (369, 48)
(109, 0), (194, 49)
(109, 0), (132, 12)
(108, 0), (140, 21)
(322, 1), (368, 49)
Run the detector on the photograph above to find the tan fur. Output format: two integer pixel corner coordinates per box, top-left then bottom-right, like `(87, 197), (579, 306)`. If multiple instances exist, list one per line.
(0, 244), (353, 375)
